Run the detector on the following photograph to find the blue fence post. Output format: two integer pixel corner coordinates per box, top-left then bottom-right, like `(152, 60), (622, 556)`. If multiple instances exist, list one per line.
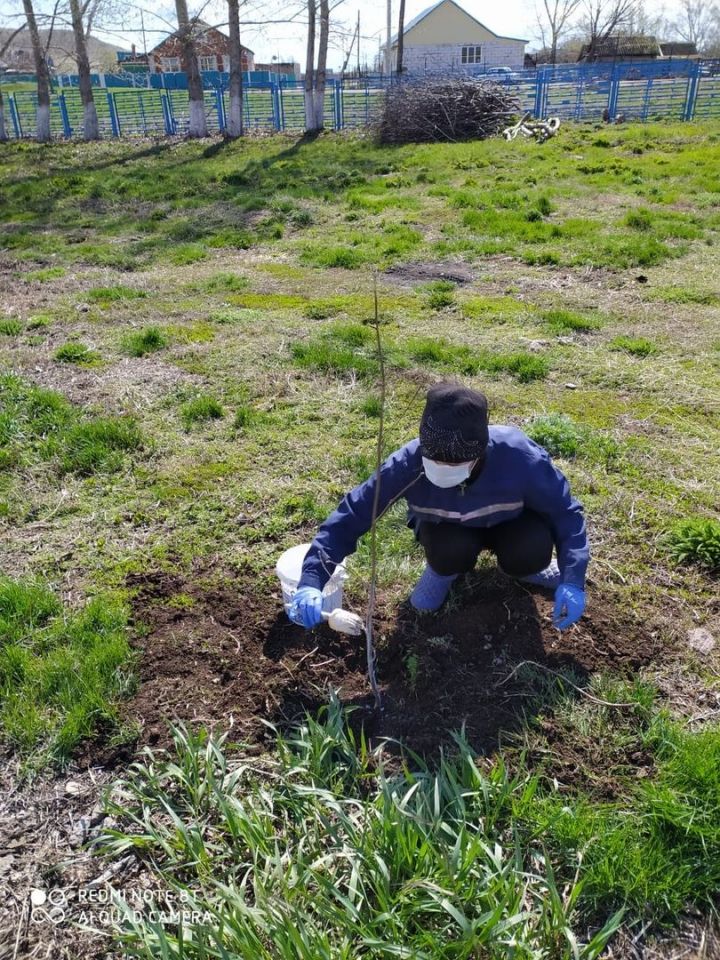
(161, 92), (172, 134)
(334, 79), (343, 130)
(272, 84), (281, 131)
(215, 87), (226, 131)
(684, 61), (700, 120)
(607, 69), (620, 120)
(107, 91), (120, 136)
(8, 94), (21, 138)
(58, 93), (72, 137)
(534, 68), (546, 119)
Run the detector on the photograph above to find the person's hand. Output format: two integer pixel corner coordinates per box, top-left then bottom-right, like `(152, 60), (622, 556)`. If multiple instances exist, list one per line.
(553, 584), (585, 630)
(288, 586), (324, 628)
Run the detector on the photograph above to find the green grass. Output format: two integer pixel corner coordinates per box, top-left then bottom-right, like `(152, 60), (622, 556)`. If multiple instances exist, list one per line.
(0, 578), (134, 768)
(54, 342), (101, 365)
(61, 417), (145, 476)
(121, 326), (168, 357)
(542, 309), (601, 334)
(610, 335), (658, 356)
(87, 284), (147, 304)
(0, 318), (22, 336)
(180, 394), (225, 429)
(526, 414), (620, 466)
(100, 700), (720, 956)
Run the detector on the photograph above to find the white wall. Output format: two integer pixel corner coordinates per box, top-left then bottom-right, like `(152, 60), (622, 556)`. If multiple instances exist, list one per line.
(400, 41), (525, 74)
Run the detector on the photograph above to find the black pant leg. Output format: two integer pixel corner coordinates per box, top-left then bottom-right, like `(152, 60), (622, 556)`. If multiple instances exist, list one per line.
(485, 510), (554, 577)
(417, 522), (489, 576)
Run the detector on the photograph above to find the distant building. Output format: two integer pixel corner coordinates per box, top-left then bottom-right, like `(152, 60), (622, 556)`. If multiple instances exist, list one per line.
(386, 0), (526, 75)
(659, 41), (699, 58)
(148, 21), (254, 73)
(578, 35), (661, 62)
(255, 61), (301, 79)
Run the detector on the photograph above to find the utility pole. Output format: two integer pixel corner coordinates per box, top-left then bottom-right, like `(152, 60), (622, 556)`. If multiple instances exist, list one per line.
(357, 10), (360, 75)
(384, 0), (391, 74)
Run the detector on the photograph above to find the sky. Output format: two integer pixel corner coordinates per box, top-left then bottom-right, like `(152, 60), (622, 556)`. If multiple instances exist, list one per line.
(87, 0), (544, 70)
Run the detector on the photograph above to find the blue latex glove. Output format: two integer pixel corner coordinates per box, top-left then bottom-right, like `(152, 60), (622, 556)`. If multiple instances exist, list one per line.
(553, 584), (585, 630)
(288, 586), (324, 629)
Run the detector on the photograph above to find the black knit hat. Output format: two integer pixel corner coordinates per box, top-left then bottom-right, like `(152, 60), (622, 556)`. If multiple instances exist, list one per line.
(419, 382), (489, 462)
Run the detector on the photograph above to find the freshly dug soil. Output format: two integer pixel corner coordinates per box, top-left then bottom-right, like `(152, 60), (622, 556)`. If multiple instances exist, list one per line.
(100, 567), (663, 767)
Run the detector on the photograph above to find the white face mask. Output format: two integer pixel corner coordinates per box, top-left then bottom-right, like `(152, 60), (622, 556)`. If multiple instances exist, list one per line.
(422, 457), (476, 489)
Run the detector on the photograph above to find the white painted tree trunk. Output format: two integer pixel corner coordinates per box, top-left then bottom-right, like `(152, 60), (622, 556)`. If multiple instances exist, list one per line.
(226, 0), (243, 137)
(36, 103), (51, 142)
(188, 99), (207, 137)
(304, 0), (316, 130)
(83, 101), (100, 139)
(314, 0), (329, 129)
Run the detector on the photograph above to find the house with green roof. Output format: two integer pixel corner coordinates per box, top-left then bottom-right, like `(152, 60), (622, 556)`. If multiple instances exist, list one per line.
(387, 0), (527, 75)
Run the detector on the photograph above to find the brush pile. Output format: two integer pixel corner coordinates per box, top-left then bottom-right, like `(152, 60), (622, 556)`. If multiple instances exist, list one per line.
(377, 77), (520, 145)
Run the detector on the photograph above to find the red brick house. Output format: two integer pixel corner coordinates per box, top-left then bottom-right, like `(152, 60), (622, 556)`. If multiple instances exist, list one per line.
(148, 20), (254, 73)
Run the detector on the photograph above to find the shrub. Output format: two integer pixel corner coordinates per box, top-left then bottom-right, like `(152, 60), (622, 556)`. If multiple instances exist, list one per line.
(610, 335), (657, 357)
(121, 326), (168, 357)
(54, 343), (101, 365)
(665, 518), (720, 571)
(180, 395), (225, 429)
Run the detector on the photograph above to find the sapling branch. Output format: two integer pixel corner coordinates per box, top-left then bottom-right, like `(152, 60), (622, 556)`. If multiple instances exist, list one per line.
(365, 277), (384, 711)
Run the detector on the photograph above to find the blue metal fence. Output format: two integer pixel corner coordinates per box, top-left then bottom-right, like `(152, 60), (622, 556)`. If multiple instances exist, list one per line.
(4, 60), (719, 139)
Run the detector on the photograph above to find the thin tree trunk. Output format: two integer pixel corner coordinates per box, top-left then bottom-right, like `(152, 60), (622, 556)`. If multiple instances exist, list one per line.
(314, 0), (329, 128)
(0, 90), (7, 141)
(227, 0), (243, 137)
(396, 0), (406, 73)
(22, 0), (52, 141)
(304, 0), (316, 130)
(69, 0), (99, 139)
(175, 0), (208, 137)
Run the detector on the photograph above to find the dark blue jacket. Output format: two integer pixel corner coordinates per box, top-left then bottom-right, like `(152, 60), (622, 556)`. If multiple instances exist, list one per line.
(299, 425), (589, 591)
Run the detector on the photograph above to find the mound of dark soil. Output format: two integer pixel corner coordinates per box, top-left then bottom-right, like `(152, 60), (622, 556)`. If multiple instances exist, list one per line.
(99, 567), (662, 768)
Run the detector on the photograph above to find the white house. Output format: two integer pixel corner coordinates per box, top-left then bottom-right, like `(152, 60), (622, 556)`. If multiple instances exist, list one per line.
(388, 0), (527, 75)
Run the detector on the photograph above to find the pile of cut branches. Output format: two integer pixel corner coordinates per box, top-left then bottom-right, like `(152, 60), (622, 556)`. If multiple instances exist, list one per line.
(376, 77), (520, 145)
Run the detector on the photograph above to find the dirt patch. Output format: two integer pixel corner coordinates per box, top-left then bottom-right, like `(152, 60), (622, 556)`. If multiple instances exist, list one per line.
(384, 260), (475, 286)
(100, 567), (664, 770)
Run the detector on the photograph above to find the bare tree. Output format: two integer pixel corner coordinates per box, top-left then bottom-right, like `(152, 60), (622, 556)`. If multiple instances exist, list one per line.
(581, 0), (640, 53)
(226, 0), (243, 136)
(396, 0), (406, 73)
(174, 0), (208, 137)
(671, 0), (720, 50)
(68, 0), (99, 138)
(304, 0), (316, 129)
(536, 0), (582, 63)
(22, 0), (52, 141)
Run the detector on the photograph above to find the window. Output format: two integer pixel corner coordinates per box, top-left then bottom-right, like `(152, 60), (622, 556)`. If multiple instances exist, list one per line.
(199, 55), (217, 71)
(461, 45), (482, 65)
(162, 56), (181, 72)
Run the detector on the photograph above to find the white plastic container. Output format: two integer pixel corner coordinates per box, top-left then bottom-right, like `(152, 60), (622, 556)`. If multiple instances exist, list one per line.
(275, 542), (348, 615)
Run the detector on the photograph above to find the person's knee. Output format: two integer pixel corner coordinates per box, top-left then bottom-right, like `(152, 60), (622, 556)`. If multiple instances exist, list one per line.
(419, 523), (481, 576)
(495, 513), (553, 576)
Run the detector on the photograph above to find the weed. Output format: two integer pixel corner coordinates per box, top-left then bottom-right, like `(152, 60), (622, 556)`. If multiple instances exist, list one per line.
(169, 244), (207, 266)
(624, 208), (654, 231)
(527, 414), (586, 458)
(27, 314), (51, 330)
(423, 280), (456, 310)
(87, 285), (147, 304)
(189, 272), (249, 294)
(610, 335), (657, 357)
(121, 326), (168, 357)
(361, 395), (383, 418)
(304, 301), (337, 320)
(0, 318), (22, 336)
(664, 518), (720, 571)
(25, 266), (66, 282)
(180, 395), (225, 429)
(61, 417), (144, 475)
(54, 343), (101, 365)
(542, 309), (600, 334)
(483, 351), (549, 382)
(302, 244), (365, 269)
(404, 650), (420, 691)
(292, 323), (377, 378)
